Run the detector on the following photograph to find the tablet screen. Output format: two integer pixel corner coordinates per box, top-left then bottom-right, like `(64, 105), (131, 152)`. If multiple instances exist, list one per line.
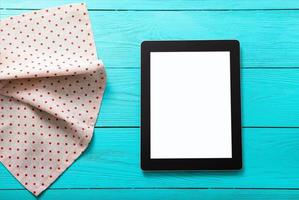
(150, 51), (232, 159)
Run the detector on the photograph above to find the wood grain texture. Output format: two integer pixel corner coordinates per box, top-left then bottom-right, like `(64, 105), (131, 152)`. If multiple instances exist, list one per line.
(95, 69), (140, 127)
(97, 68), (299, 127)
(2, 10), (299, 68)
(242, 69), (299, 127)
(1, 128), (299, 190)
(0, 61), (299, 128)
(71, 68), (299, 127)
(2, 0), (299, 10)
(1, 189), (299, 200)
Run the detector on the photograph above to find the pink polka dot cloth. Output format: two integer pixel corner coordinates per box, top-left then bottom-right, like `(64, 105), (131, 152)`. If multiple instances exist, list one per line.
(0, 3), (106, 196)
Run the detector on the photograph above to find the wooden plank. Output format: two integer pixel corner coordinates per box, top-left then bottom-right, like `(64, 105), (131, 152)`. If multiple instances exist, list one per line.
(2, 10), (299, 68)
(1, 65), (299, 127)
(101, 68), (299, 127)
(1, 189), (299, 200)
(2, 0), (299, 10)
(1, 128), (299, 189)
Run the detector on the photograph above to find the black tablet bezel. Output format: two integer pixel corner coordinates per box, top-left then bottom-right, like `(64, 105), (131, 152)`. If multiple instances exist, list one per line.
(141, 40), (242, 170)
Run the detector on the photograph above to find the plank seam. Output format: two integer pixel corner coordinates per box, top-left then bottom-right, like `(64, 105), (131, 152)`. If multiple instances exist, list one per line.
(95, 126), (140, 128)
(2, 187), (299, 191)
(3, 8), (299, 12)
(243, 126), (299, 129)
(94, 126), (299, 129)
(242, 67), (299, 69)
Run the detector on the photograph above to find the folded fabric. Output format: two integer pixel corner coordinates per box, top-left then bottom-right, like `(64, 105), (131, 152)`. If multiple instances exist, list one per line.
(0, 3), (106, 196)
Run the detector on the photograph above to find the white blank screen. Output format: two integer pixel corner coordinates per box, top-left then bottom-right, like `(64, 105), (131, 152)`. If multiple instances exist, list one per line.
(150, 51), (232, 159)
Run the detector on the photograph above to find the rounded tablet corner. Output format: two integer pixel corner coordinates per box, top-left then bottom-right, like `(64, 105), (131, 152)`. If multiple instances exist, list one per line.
(232, 40), (240, 47)
(141, 41), (150, 48)
(140, 163), (148, 171)
(235, 161), (242, 170)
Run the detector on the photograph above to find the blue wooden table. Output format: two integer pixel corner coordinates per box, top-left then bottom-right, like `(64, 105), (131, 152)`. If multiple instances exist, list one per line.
(2, 1), (299, 199)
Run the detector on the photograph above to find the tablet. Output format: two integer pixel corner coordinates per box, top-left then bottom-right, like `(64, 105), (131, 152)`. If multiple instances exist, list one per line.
(141, 40), (242, 170)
